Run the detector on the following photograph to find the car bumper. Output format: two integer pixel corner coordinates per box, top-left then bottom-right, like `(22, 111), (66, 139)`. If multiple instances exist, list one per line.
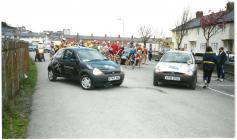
(91, 72), (125, 87)
(153, 71), (195, 85)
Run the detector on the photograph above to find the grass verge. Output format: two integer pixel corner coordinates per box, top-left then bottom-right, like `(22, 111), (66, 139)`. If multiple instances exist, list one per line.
(2, 59), (37, 138)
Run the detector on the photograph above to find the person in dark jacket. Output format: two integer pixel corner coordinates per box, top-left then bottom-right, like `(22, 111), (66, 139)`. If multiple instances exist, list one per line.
(202, 46), (217, 88)
(148, 44), (153, 61)
(216, 47), (227, 82)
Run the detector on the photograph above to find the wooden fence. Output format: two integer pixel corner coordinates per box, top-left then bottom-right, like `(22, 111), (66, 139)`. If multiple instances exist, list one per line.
(2, 39), (29, 111)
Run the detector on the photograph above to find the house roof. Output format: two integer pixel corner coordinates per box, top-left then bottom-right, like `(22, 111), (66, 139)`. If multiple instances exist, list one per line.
(172, 10), (234, 31)
(64, 35), (145, 42)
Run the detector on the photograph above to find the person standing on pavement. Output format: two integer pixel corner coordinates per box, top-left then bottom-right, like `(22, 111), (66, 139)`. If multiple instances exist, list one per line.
(202, 46), (217, 88)
(216, 47), (227, 82)
(148, 44), (153, 61)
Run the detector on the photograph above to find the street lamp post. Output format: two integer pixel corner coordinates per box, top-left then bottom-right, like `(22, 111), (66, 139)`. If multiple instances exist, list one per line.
(117, 18), (124, 37)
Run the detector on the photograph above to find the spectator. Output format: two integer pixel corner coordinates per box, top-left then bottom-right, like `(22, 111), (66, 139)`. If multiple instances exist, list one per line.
(148, 44), (153, 61)
(216, 47), (227, 82)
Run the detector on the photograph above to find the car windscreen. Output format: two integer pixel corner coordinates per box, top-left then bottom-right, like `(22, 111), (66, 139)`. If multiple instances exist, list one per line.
(160, 52), (193, 63)
(76, 49), (107, 62)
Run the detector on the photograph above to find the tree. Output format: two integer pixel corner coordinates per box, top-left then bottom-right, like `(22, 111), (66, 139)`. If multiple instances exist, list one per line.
(200, 10), (226, 46)
(152, 30), (165, 52)
(226, 1), (234, 13)
(174, 8), (192, 50)
(138, 25), (152, 48)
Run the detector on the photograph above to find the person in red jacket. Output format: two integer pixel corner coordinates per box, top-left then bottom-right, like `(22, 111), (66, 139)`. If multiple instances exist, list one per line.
(110, 41), (120, 62)
(111, 41), (119, 55)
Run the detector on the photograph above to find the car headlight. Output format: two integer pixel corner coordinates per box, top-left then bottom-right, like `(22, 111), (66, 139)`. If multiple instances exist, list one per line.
(185, 70), (193, 76)
(93, 68), (103, 75)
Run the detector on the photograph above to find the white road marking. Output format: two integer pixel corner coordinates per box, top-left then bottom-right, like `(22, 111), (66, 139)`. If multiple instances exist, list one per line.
(197, 84), (235, 98)
(210, 85), (235, 87)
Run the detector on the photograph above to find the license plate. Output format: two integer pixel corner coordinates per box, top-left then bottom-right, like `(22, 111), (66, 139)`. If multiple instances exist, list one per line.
(165, 76), (180, 81)
(108, 76), (120, 81)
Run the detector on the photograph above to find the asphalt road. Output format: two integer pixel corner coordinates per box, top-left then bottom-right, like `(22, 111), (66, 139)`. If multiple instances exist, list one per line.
(27, 52), (235, 138)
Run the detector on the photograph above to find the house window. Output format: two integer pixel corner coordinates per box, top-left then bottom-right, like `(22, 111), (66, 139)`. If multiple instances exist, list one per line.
(211, 43), (218, 50)
(200, 43), (206, 50)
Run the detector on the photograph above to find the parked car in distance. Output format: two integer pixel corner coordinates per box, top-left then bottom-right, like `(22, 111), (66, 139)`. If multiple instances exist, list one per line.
(153, 50), (198, 89)
(226, 54), (234, 64)
(28, 45), (37, 52)
(48, 47), (125, 90)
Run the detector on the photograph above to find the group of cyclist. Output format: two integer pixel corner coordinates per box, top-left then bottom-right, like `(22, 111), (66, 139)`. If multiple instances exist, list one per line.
(49, 38), (153, 69)
(95, 41), (153, 69)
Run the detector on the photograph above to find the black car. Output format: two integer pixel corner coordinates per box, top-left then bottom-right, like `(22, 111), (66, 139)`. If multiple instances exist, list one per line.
(47, 47), (125, 90)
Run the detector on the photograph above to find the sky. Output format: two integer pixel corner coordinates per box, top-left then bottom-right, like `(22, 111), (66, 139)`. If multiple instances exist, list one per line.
(0, 0), (231, 37)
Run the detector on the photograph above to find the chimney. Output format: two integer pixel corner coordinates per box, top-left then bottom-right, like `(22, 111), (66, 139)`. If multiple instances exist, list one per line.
(196, 11), (203, 18)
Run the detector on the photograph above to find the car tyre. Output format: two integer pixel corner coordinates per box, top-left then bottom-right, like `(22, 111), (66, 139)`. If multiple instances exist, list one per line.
(48, 69), (57, 81)
(80, 75), (94, 90)
(190, 76), (197, 90)
(153, 79), (158, 86)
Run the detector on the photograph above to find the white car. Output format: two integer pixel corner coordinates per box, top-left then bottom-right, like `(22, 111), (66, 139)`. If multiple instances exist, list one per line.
(153, 50), (198, 89)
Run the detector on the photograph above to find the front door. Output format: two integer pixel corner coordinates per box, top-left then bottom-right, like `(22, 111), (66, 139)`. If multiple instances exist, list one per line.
(62, 49), (79, 77)
(53, 49), (65, 76)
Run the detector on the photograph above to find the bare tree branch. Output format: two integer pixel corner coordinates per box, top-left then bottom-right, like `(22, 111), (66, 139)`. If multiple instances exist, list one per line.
(174, 7), (192, 50)
(138, 25), (152, 47)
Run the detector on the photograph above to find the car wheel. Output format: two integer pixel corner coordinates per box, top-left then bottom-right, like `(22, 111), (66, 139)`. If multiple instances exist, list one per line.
(190, 76), (197, 90)
(153, 79), (158, 86)
(48, 69), (57, 81)
(80, 75), (94, 90)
